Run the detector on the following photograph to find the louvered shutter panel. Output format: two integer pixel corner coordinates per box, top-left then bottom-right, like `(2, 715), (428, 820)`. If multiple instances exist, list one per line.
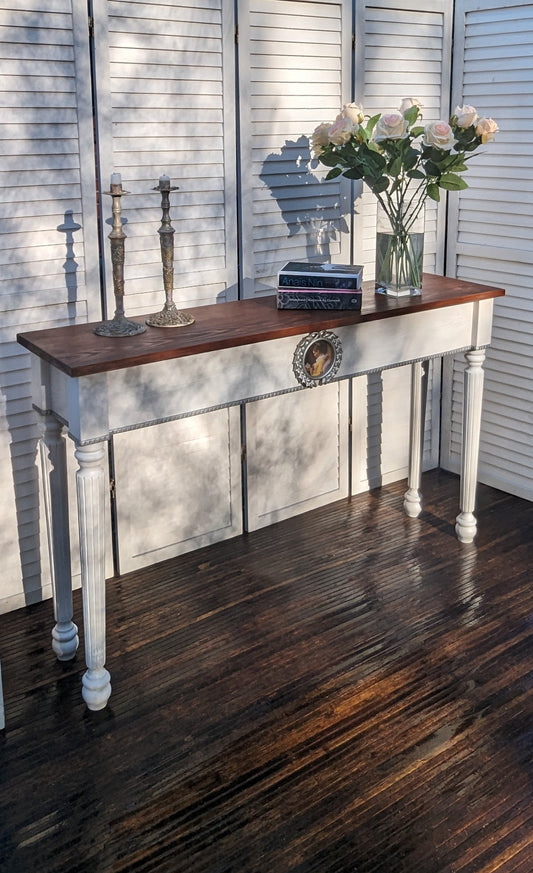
(97, 0), (243, 572)
(238, 0), (351, 531)
(353, 0), (452, 274)
(92, 0), (238, 315)
(238, 0), (352, 298)
(0, 0), (101, 611)
(442, 0), (533, 500)
(351, 0), (452, 495)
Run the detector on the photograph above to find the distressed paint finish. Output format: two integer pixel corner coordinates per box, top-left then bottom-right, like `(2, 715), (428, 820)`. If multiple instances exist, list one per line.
(75, 441), (111, 711)
(38, 411), (79, 661)
(18, 276), (504, 709)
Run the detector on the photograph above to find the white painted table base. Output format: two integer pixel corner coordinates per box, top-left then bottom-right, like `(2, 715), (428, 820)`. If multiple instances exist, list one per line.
(19, 279), (503, 711)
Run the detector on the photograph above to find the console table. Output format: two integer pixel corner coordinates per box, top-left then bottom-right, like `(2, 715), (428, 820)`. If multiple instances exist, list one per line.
(18, 274), (505, 711)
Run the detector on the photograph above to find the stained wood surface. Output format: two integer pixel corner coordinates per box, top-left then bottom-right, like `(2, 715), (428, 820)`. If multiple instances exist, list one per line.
(1, 470), (532, 873)
(17, 275), (505, 377)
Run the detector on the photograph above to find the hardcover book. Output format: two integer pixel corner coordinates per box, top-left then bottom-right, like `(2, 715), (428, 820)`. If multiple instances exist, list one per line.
(276, 289), (362, 311)
(279, 261), (364, 291)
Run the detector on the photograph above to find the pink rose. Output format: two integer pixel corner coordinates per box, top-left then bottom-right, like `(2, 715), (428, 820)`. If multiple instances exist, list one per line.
(311, 122), (331, 156)
(475, 117), (499, 143)
(453, 104), (478, 128)
(399, 98), (422, 117)
(342, 102), (364, 124)
(374, 112), (409, 142)
(328, 114), (355, 146)
(423, 121), (456, 150)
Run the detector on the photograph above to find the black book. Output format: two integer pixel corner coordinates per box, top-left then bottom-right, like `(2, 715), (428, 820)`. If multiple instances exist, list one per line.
(277, 289), (362, 311)
(279, 261), (363, 290)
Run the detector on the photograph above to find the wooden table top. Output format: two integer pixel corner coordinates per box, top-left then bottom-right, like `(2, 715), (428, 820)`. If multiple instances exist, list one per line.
(17, 274), (505, 378)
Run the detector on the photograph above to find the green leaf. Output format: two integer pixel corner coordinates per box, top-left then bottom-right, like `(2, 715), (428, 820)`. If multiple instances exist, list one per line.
(407, 170), (425, 180)
(369, 176), (389, 194)
(424, 161), (441, 177)
(318, 152), (342, 168)
(410, 125), (424, 139)
(343, 167), (364, 180)
(427, 183), (440, 202)
(439, 173), (469, 191)
(325, 167), (343, 181)
(403, 147), (419, 171)
(365, 113), (381, 137)
(404, 105), (420, 126)
(389, 157), (402, 176)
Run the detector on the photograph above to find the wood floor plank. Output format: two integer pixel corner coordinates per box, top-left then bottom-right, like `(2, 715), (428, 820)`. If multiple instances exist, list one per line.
(1, 470), (533, 873)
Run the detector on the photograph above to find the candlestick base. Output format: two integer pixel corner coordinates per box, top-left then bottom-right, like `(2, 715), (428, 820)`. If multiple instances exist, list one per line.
(94, 314), (146, 337)
(145, 302), (195, 328)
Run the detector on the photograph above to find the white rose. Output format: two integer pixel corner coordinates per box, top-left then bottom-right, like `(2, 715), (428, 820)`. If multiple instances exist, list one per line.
(475, 117), (499, 144)
(453, 104), (478, 128)
(373, 112), (409, 142)
(342, 102), (364, 124)
(399, 98), (422, 117)
(328, 114), (355, 146)
(311, 122), (331, 156)
(423, 121), (456, 150)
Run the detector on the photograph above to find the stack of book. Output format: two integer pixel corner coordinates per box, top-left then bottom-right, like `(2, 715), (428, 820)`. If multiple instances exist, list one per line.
(276, 261), (363, 310)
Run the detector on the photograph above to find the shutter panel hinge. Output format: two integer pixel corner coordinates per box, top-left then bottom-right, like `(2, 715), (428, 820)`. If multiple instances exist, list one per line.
(241, 444), (247, 462)
(235, 25), (239, 44)
(352, 32), (356, 50)
(109, 477), (116, 499)
(88, 16), (94, 37)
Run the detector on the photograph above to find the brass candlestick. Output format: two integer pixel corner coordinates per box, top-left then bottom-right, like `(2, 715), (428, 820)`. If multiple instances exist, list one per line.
(145, 175), (195, 328)
(95, 174), (146, 337)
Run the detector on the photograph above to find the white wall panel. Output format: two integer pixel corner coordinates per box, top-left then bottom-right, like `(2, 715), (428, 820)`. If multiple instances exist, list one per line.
(443, 0), (533, 501)
(238, 0), (353, 298)
(92, 0), (238, 314)
(0, 0), (100, 612)
(350, 0), (451, 492)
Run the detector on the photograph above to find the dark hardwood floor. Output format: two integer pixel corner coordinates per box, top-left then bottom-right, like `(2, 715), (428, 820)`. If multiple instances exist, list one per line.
(1, 469), (533, 873)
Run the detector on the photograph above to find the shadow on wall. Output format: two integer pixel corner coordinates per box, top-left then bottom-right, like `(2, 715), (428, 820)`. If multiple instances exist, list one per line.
(2, 210), (84, 611)
(259, 135), (350, 267)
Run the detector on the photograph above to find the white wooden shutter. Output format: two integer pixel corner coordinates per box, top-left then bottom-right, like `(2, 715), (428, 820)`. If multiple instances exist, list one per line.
(351, 0), (452, 495)
(237, 0), (353, 298)
(442, 0), (533, 500)
(0, 0), (100, 612)
(92, 0), (238, 315)
(237, 0), (351, 531)
(93, 0), (244, 573)
(353, 0), (452, 275)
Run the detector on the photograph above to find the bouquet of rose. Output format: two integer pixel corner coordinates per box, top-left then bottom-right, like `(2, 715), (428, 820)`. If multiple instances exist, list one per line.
(311, 99), (498, 293)
(312, 98), (498, 201)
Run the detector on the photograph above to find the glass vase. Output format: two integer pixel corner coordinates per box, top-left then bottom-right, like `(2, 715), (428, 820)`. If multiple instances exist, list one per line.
(375, 199), (425, 297)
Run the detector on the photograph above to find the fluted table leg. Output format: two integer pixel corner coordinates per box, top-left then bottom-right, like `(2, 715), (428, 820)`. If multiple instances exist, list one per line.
(39, 412), (79, 660)
(404, 360), (429, 518)
(455, 348), (486, 543)
(75, 442), (111, 711)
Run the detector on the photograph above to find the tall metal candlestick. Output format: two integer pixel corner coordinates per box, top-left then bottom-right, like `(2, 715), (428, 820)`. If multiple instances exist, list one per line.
(145, 175), (195, 328)
(94, 174), (146, 337)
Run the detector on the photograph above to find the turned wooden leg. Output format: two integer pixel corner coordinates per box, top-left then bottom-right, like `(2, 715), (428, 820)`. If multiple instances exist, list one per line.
(38, 412), (79, 661)
(455, 348), (486, 543)
(404, 360), (429, 518)
(75, 442), (111, 711)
